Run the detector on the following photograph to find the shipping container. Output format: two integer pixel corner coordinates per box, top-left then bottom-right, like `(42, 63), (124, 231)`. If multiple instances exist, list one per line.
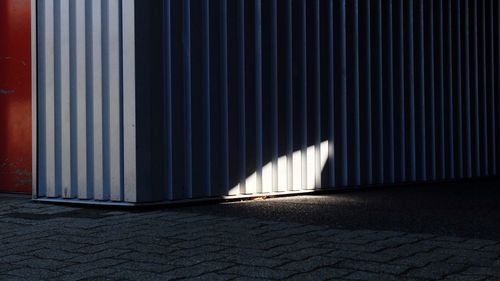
(27, 0), (500, 205)
(0, 0), (33, 194)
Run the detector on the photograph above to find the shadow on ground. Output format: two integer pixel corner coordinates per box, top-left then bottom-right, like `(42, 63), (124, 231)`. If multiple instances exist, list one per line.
(176, 179), (500, 240)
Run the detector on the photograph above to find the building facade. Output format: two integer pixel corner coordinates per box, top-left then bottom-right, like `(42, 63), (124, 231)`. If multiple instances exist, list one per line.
(2, 0), (499, 205)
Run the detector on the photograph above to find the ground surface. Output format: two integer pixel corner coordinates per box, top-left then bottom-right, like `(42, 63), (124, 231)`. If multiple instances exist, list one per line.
(0, 180), (499, 280)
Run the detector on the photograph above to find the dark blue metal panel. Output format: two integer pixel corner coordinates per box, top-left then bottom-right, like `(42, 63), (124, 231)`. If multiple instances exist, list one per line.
(426, 0), (437, 180)
(464, 0), (473, 178)
(156, 0), (500, 201)
(327, 0), (335, 187)
(339, 0), (348, 187)
(163, 0), (173, 200)
(270, 0), (278, 192)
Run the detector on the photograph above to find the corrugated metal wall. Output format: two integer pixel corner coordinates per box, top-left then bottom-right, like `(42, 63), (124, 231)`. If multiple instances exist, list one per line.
(35, 0), (500, 204)
(162, 0), (500, 200)
(35, 0), (137, 202)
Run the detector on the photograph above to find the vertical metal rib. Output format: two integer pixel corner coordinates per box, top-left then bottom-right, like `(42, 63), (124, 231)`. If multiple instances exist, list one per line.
(481, 0), (489, 176)
(397, 0), (406, 181)
(446, 0), (454, 178)
(270, 0), (279, 192)
(59, 0), (71, 198)
(300, 0), (308, 190)
(183, 0), (192, 198)
(42, 0), (56, 197)
(163, 0), (173, 200)
(122, 0), (136, 202)
(314, 0), (321, 189)
(220, 0), (229, 194)
(428, 0), (436, 180)
(32, 0), (38, 198)
(201, 0), (211, 196)
(73, 0), (88, 198)
(353, 0), (361, 186)
(464, 0), (472, 178)
(364, 0), (373, 184)
(438, 0), (446, 179)
(417, 0), (426, 180)
(327, 0), (336, 187)
(107, 0), (123, 201)
(375, 0), (384, 183)
(473, 0), (481, 176)
(490, 0), (497, 174)
(255, 0), (263, 193)
(90, 0), (104, 200)
(497, 0), (500, 176)
(339, 0), (349, 186)
(286, 0), (294, 191)
(456, 0), (464, 178)
(408, 0), (417, 181)
(236, 0), (246, 194)
(386, 0), (395, 183)
(54, 0), (61, 197)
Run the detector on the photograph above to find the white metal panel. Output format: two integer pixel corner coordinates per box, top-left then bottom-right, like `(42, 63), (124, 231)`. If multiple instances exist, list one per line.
(35, 0), (134, 203)
(106, 0), (123, 202)
(59, 0), (72, 198)
(42, 0), (56, 198)
(122, 0), (136, 203)
(74, 0), (88, 199)
(91, 0), (104, 200)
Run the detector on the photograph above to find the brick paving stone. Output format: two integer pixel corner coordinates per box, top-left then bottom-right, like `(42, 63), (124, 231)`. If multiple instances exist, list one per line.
(375, 242), (437, 259)
(405, 262), (469, 280)
(55, 268), (119, 281)
(221, 255), (290, 268)
(463, 267), (500, 278)
(0, 264), (22, 275)
(0, 255), (30, 264)
(30, 249), (80, 261)
(327, 241), (390, 253)
(220, 265), (296, 279)
(187, 273), (240, 281)
(328, 249), (403, 263)
(108, 270), (163, 281)
(393, 251), (453, 267)
(11, 258), (74, 270)
(111, 261), (176, 274)
(159, 261), (233, 279)
(58, 259), (128, 274)
(6, 268), (63, 280)
(482, 245), (500, 253)
(277, 256), (342, 272)
(446, 255), (497, 267)
(1, 196), (500, 281)
(286, 267), (353, 281)
(343, 270), (402, 281)
(69, 249), (130, 263)
(0, 275), (30, 281)
(430, 248), (498, 260)
(441, 274), (489, 281)
(336, 260), (411, 275)
(273, 247), (333, 261)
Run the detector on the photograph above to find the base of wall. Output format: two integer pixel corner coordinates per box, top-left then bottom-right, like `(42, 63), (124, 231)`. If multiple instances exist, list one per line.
(32, 176), (500, 208)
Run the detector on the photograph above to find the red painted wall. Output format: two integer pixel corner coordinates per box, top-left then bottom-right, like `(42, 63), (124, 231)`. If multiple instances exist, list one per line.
(0, 0), (32, 193)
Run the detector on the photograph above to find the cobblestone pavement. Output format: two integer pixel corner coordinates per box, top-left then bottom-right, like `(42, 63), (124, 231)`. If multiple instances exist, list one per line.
(0, 195), (499, 281)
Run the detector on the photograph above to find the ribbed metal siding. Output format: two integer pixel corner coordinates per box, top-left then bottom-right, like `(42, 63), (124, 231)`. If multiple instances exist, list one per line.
(34, 0), (499, 204)
(162, 0), (500, 200)
(35, 0), (136, 202)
